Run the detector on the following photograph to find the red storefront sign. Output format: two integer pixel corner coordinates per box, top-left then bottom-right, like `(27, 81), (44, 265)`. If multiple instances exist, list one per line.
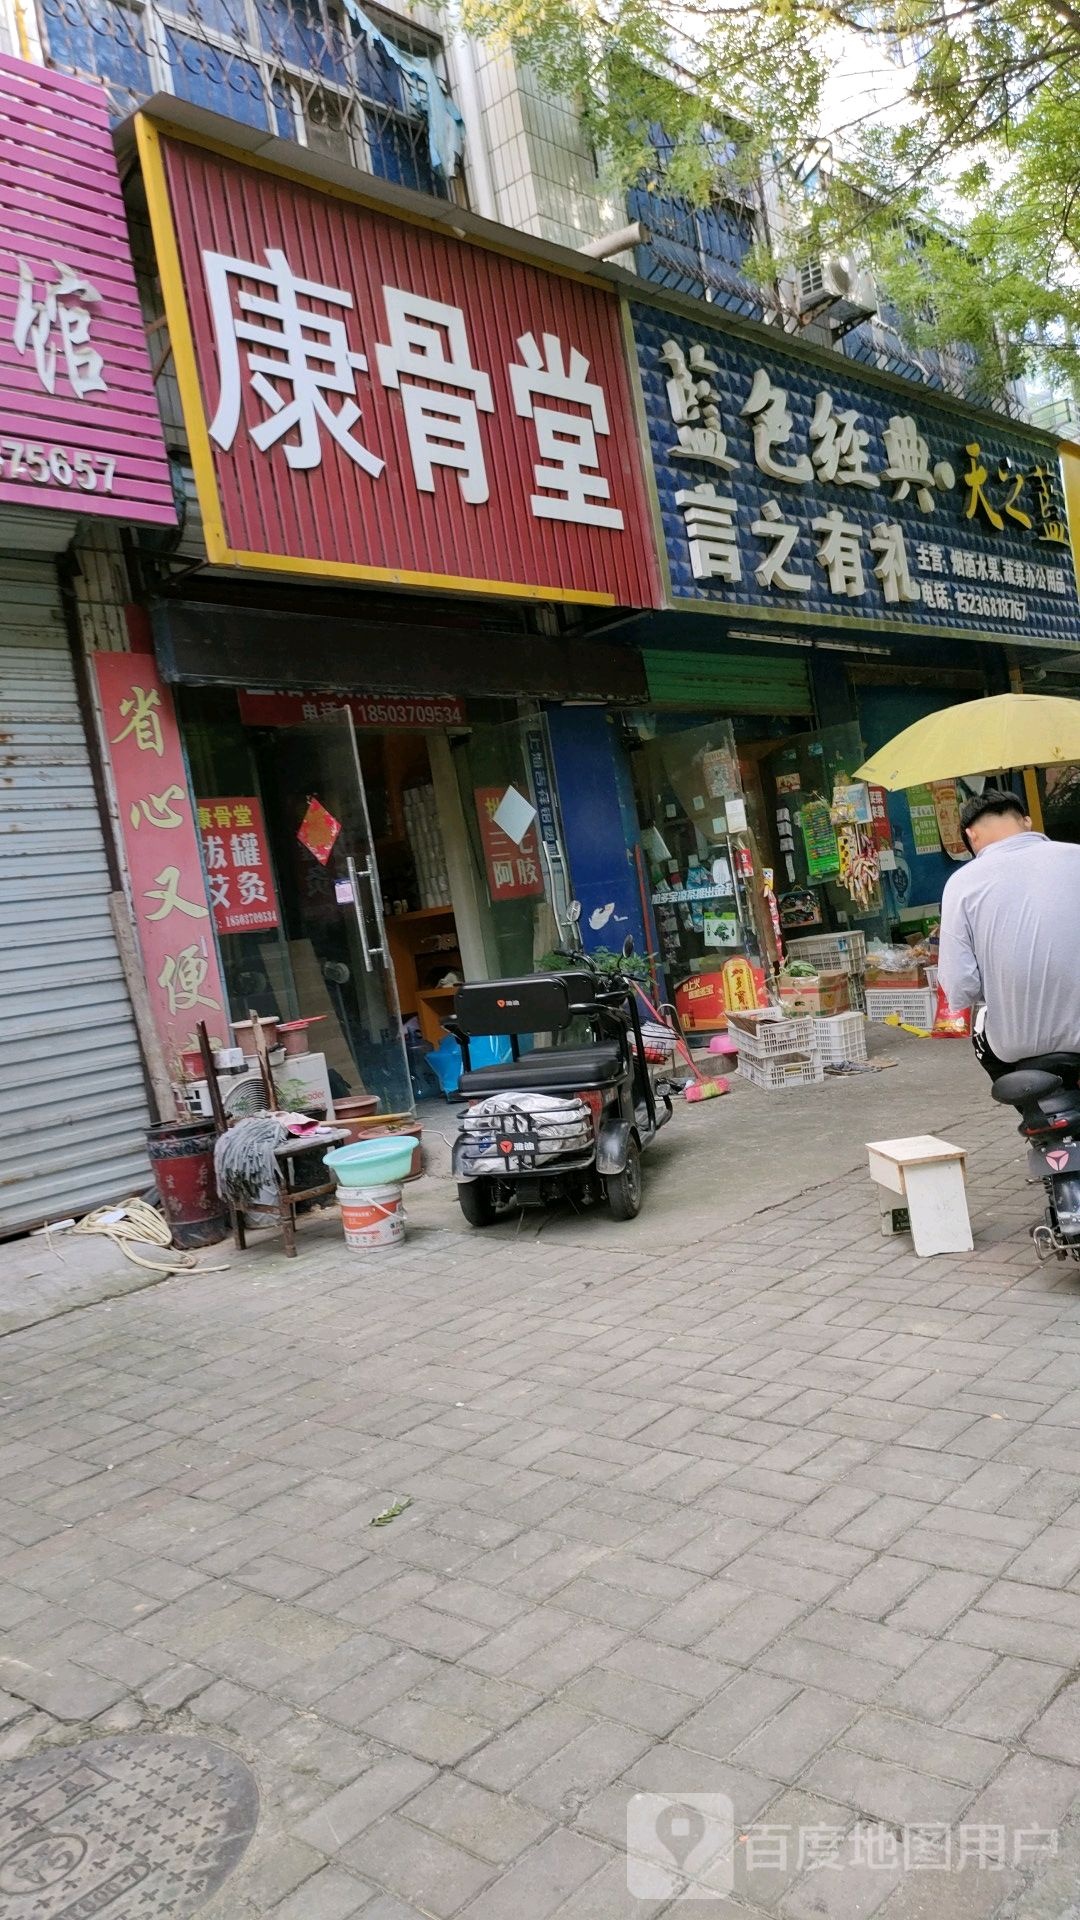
(236, 689), (466, 730)
(474, 787), (545, 901)
(0, 57), (173, 524)
(197, 795), (279, 934)
(93, 652), (228, 1068)
(140, 123), (660, 608)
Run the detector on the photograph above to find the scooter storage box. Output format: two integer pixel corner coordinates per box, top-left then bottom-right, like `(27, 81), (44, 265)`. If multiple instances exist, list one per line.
(454, 975), (571, 1036)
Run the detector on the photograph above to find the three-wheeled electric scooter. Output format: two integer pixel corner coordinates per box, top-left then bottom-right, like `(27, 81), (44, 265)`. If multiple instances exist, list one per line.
(446, 940), (672, 1226)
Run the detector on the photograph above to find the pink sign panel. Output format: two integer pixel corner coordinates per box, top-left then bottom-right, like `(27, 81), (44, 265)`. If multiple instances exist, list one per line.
(93, 651), (229, 1070)
(0, 55), (174, 523)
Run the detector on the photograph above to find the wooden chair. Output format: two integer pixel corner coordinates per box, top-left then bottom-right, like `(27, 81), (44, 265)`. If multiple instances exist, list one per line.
(197, 1015), (348, 1258)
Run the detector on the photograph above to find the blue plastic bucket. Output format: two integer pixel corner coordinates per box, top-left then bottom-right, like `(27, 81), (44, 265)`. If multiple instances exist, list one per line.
(325, 1135), (419, 1186)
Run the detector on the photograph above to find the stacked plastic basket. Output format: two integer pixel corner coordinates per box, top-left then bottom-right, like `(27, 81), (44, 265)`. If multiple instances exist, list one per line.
(729, 1009), (824, 1091)
(813, 1010), (868, 1066)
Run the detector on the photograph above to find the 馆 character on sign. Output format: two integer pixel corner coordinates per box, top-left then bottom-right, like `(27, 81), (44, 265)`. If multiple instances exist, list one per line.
(376, 288), (494, 504)
(13, 260), (107, 399)
(203, 246), (384, 476)
(510, 332), (624, 529)
(676, 482), (741, 582)
(809, 392), (878, 489)
(112, 685), (164, 757)
(741, 370), (813, 484)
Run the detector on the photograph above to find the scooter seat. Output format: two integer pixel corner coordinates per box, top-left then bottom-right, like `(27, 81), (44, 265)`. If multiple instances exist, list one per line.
(460, 1042), (624, 1095)
(993, 1069), (1064, 1107)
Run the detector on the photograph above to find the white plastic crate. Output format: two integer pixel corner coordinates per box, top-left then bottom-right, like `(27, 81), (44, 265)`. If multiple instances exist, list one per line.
(786, 931), (867, 976)
(865, 987), (936, 1028)
(729, 1012), (818, 1059)
(740, 1053), (825, 1091)
(814, 1011), (868, 1064)
(848, 975), (867, 1014)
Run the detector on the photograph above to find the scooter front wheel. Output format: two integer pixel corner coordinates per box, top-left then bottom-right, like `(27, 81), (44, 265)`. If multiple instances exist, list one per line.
(458, 1181), (498, 1228)
(603, 1139), (643, 1221)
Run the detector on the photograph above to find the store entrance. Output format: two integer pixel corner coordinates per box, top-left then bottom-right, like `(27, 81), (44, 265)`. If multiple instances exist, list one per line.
(258, 709), (414, 1114)
(179, 686), (566, 1111)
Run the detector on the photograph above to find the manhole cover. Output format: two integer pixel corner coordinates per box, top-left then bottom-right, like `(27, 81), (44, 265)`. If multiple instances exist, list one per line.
(0, 1735), (258, 1917)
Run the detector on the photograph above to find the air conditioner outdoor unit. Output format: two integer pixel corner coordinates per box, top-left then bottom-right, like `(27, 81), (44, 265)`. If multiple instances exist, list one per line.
(797, 253), (878, 321)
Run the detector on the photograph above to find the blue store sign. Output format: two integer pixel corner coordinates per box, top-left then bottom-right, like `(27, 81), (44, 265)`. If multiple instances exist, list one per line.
(630, 299), (1080, 647)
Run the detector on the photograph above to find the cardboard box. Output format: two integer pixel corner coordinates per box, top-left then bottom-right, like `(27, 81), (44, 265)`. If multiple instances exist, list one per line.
(778, 970), (850, 1015)
(863, 965), (923, 991)
(675, 972), (727, 1032)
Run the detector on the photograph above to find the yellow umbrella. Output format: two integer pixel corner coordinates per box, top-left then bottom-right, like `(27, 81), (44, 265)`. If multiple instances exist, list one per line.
(854, 693), (1080, 790)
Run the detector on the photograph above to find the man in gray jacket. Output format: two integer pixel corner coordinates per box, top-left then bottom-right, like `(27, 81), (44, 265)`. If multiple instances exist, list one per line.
(937, 788), (1080, 1082)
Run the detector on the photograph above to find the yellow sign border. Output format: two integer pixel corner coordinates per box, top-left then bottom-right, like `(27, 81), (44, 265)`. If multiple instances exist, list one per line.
(134, 113), (618, 607)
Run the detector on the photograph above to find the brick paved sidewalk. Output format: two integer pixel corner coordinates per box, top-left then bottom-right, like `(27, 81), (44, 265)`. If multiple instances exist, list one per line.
(3, 1077), (1080, 1918)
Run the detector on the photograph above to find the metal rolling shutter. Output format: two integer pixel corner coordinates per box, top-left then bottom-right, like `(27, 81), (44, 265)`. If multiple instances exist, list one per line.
(643, 648), (812, 714)
(0, 556), (151, 1235)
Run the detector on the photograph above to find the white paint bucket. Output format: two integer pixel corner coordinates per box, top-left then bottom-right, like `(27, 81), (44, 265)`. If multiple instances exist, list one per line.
(337, 1180), (405, 1249)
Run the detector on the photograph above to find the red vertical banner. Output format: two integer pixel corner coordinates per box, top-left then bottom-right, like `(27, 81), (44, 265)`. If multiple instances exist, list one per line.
(93, 652), (229, 1070)
(197, 796), (279, 933)
(474, 787), (545, 902)
(867, 784), (893, 853)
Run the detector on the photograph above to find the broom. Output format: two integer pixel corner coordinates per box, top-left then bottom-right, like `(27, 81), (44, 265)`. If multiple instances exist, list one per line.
(631, 981), (729, 1102)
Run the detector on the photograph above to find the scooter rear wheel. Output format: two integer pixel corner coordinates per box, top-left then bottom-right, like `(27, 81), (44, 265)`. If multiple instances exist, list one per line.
(458, 1181), (498, 1228)
(603, 1139), (643, 1221)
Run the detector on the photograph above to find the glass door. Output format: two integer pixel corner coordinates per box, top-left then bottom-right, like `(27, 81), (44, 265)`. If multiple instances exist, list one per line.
(260, 706), (414, 1116)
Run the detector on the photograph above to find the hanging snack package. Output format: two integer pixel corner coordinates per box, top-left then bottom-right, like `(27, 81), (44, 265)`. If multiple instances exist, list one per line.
(932, 986), (971, 1038)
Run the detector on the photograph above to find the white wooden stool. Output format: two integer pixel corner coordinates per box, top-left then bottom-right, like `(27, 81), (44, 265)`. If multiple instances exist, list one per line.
(866, 1134), (973, 1257)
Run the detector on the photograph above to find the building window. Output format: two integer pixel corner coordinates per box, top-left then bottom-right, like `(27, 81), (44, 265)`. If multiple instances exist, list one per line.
(36, 0), (453, 200)
(626, 130), (766, 319)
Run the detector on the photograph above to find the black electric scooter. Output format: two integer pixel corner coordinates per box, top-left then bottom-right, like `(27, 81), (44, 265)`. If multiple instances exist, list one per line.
(992, 1053), (1080, 1261)
(445, 940), (672, 1227)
